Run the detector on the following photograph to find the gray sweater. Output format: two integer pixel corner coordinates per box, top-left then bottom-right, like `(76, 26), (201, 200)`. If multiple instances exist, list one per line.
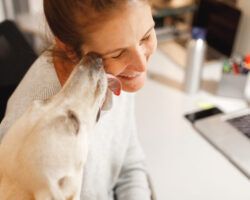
(0, 53), (155, 200)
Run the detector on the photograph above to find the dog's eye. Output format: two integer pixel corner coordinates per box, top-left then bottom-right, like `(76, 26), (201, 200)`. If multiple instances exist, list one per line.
(96, 108), (101, 123)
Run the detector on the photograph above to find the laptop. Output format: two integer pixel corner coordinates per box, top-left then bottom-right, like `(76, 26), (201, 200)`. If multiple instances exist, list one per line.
(194, 108), (250, 178)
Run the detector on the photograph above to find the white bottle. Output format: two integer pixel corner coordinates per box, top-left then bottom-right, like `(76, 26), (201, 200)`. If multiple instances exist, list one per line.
(184, 27), (207, 94)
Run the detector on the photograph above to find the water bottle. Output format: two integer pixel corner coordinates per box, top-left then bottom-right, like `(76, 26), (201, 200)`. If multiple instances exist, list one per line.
(184, 27), (207, 94)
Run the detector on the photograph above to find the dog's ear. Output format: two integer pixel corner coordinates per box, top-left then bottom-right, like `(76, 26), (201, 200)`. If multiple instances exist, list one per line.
(66, 110), (80, 135)
(52, 110), (80, 136)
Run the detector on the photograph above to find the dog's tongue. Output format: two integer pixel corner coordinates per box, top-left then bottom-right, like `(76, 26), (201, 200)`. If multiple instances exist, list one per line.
(107, 74), (121, 96)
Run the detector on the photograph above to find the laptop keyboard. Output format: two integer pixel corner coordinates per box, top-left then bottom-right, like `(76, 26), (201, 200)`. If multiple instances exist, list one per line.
(227, 114), (250, 138)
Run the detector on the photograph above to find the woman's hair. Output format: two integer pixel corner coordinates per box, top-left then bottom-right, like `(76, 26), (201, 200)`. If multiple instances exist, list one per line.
(43, 0), (148, 60)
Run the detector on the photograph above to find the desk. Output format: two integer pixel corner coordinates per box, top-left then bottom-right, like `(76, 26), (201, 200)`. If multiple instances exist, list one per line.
(135, 49), (250, 200)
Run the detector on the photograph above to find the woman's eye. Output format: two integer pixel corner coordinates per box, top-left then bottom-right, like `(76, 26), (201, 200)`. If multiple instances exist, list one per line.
(111, 51), (123, 59)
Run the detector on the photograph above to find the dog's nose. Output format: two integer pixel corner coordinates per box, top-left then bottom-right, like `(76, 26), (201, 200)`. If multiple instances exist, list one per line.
(84, 53), (103, 71)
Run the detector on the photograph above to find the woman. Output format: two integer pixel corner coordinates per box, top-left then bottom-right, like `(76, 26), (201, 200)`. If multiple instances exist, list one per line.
(0, 0), (157, 199)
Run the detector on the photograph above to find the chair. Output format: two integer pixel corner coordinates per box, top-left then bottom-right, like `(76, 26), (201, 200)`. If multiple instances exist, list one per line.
(0, 20), (37, 121)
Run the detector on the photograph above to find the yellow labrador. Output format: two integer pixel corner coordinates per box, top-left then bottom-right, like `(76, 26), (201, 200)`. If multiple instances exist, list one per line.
(0, 54), (120, 200)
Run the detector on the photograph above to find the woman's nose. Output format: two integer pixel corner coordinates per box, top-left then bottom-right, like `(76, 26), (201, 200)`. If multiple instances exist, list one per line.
(128, 46), (148, 72)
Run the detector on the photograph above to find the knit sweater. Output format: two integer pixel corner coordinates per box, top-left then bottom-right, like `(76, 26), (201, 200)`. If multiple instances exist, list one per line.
(0, 52), (154, 200)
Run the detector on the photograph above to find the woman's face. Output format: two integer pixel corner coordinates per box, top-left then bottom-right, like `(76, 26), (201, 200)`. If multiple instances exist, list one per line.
(83, 1), (157, 92)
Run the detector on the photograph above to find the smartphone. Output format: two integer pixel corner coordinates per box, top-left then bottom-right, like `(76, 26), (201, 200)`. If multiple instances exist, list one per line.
(184, 107), (223, 124)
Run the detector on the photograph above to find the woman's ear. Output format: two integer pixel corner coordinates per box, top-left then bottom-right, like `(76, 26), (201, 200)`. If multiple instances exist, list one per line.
(54, 37), (79, 63)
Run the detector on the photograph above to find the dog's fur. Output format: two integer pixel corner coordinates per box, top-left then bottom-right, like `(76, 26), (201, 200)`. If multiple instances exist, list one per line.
(0, 54), (107, 200)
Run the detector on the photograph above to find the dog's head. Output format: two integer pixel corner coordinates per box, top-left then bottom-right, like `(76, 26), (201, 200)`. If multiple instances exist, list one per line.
(57, 53), (108, 125)
(0, 54), (121, 200)
(52, 53), (122, 130)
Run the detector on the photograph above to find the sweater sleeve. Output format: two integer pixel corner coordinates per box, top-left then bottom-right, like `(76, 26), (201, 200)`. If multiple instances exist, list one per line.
(114, 95), (156, 200)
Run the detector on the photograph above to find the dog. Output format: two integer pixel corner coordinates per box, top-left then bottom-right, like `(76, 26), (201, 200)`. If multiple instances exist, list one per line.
(0, 53), (120, 200)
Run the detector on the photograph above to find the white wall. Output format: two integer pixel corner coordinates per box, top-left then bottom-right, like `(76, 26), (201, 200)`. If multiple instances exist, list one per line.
(234, 0), (250, 55)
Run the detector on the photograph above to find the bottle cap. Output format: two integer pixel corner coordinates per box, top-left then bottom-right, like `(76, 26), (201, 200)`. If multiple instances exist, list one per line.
(192, 27), (207, 40)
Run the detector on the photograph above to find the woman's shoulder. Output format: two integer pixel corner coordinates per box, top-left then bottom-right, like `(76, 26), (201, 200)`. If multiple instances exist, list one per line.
(5, 52), (61, 118)
(0, 52), (61, 138)
(12, 51), (61, 99)
(24, 51), (58, 84)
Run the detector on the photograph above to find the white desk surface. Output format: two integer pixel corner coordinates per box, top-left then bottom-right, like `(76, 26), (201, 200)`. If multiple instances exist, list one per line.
(135, 49), (250, 200)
